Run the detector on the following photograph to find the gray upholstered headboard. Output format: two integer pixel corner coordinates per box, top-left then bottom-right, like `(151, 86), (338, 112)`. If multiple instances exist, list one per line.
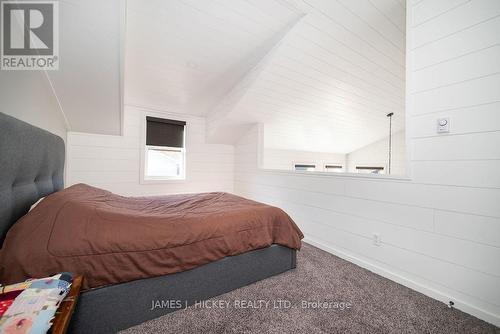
(0, 113), (65, 246)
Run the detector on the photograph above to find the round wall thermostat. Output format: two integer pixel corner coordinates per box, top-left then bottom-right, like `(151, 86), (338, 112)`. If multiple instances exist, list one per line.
(437, 118), (450, 133)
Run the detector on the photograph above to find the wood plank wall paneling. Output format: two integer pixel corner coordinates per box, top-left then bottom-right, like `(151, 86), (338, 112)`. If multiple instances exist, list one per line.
(207, 0), (406, 153)
(67, 106), (234, 196)
(233, 0), (500, 326)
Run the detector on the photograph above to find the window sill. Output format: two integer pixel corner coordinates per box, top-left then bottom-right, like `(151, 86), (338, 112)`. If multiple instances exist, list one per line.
(140, 177), (187, 185)
(258, 168), (412, 181)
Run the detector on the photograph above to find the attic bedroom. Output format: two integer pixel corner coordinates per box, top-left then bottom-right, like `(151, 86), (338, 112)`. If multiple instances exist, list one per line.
(0, 0), (499, 333)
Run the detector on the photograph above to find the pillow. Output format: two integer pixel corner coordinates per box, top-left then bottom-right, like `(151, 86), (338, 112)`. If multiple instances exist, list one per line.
(29, 197), (45, 212)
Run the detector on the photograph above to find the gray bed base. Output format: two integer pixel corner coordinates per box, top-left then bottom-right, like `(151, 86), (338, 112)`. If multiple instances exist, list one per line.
(0, 113), (298, 333)
(70, 245), (296, 334)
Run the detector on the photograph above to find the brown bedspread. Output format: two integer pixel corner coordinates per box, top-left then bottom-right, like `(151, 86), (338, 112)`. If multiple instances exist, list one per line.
(0, 184), (303, 289)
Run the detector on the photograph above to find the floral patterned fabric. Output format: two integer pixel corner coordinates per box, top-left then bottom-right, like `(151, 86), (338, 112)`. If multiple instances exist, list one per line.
(0, 273), (72, 334)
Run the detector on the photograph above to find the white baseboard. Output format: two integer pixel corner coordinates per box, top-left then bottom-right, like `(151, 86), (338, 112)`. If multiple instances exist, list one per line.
(303, 236), (500, 327)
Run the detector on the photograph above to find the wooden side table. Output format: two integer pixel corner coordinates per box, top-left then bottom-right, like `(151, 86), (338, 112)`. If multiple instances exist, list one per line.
(50, 276), (83, 334)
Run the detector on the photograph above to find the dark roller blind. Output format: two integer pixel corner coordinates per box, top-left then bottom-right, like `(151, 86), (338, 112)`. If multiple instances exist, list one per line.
(146, 117), (186, 148)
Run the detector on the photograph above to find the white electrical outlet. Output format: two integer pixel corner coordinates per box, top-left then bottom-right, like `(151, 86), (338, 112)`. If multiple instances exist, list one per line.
(437, 117), (450, 133)
(373, 233), (381, 246)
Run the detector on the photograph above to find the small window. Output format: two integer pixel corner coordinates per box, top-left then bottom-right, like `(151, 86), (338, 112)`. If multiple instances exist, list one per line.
(324, 164), (343, 172)
(294, 164), (316, 172)
(355, 166), (385, 174)
(145, 117), (186, 180)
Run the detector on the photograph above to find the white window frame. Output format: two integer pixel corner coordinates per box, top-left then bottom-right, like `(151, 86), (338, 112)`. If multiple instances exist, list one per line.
(324, 163), (344, 172)
(354, 165), (386, 175)
(140, 113), (187, 184)
(144, 145), (186, 181)
(293, 162), (317, 172)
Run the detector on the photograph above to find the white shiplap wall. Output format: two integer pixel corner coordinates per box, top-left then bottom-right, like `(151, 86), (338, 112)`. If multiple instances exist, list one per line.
(234, 0), (500, 326)
(66, 106), (234, 195)
(207, 0), (406, 153)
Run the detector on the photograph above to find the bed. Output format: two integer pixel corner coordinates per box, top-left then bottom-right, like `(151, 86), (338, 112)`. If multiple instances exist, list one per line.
(0, 113), (302, 333)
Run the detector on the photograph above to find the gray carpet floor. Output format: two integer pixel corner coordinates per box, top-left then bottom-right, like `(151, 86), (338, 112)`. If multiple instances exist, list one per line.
(121, 243), (499, 334)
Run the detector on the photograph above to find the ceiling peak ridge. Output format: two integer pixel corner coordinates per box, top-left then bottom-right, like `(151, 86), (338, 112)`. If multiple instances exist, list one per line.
(205, 13), (308, 144)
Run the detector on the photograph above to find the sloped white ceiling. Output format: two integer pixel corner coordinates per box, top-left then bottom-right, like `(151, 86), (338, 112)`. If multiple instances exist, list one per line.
(125, 0), (406, 153)
(125, 0), (302, 115)
(49, 0), (123, 135)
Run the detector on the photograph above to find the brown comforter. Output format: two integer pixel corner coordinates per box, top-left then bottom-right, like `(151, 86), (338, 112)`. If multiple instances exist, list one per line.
(0, 184), (303, 289)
